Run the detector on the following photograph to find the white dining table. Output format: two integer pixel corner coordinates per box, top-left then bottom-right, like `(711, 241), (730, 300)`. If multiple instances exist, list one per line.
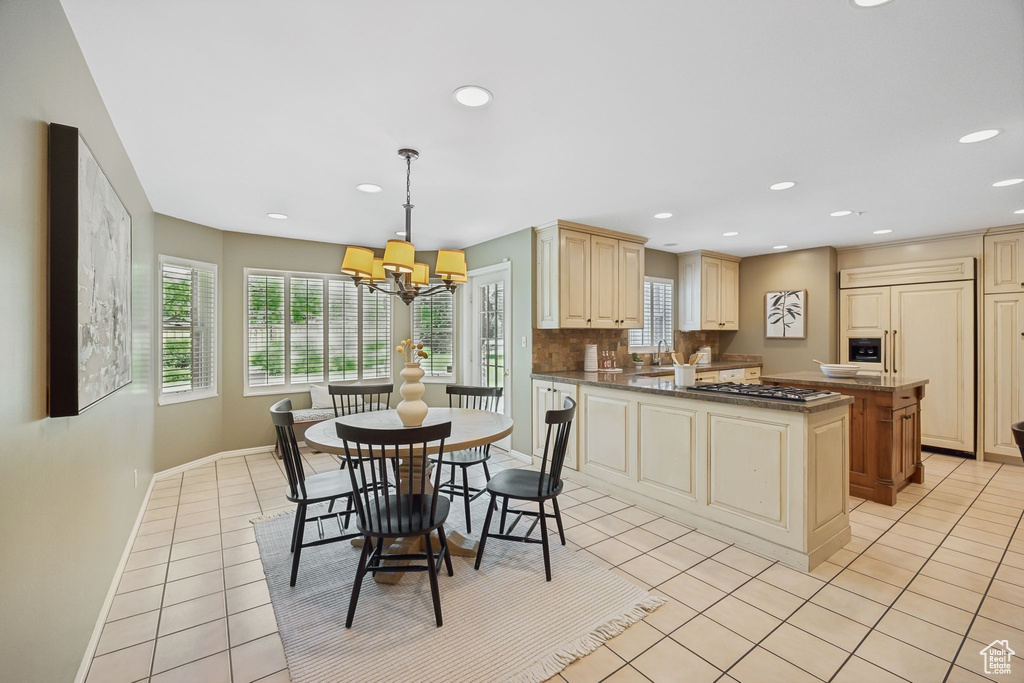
(303, 407), (514, 584)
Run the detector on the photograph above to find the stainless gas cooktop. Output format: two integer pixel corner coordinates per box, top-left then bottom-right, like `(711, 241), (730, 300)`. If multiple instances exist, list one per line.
(689, 382), (840, 402)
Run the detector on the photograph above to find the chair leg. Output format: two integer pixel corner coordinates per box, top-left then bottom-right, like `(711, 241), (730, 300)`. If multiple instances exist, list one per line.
(289, 504), (307, 586)
(370, 537), (384, 577)
(343, 495), (355, 529)
(481, 459), (492, 481)
(437, 525), (454, 577)
(423, 533), (443, 627)
(552, 497), (566, 545)
(448, 464), (456, 501)
(499, 497), (509, 534)
(538, 501), (552, 581)
(475, 495), (496, 570)
(327, 499), (335, 513)
(345, 535), (372, 628)
(289, 504), (303, 553)
(461, 466), (472, 534)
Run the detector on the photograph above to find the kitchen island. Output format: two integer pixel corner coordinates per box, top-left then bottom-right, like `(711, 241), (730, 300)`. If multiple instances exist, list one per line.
(531, 370), (853, 571)
(761, 371), (928, 506)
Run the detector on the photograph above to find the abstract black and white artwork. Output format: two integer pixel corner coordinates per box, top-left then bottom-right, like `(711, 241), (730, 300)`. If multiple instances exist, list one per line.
(49, 123), (132, 416)
(765, 289), (806, 339)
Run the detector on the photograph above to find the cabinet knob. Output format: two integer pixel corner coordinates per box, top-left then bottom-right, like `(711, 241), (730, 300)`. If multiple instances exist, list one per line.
(586, 318), (591, 323)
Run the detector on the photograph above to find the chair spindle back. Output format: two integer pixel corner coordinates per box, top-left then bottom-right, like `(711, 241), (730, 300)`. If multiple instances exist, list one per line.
(270, 398), (307, 499)
(537, 397), (576, 497)
(446, 384), (503, 412)
(330, 383), (394, 418)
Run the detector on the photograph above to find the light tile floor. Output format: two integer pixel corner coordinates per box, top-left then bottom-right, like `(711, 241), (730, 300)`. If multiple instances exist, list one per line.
(86, 448), (1024, 683)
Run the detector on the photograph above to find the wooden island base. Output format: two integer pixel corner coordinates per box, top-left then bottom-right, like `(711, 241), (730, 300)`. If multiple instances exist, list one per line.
(762, 372), (928, 506)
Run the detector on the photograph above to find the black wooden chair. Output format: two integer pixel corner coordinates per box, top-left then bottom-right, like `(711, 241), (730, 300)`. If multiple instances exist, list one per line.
(337, 420), (454, 628)
(475, 397), (576, 581)
(330, 383), (393, 418)
(1013, 421), (1024, 458)
(270, 399), (360, 587)
(428, 385), (503, 533)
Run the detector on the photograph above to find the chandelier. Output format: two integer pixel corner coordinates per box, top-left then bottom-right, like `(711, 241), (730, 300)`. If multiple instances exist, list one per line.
(340, 149), (467, 305)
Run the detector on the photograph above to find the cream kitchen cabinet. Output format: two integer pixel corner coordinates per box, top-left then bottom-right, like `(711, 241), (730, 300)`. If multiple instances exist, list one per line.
(984, 231), (1024, 294)
(984, 293), (1024, 458)
(678, 250), (741, 331)
(534, 220), (646, 330)
(531, 379), (578, 469)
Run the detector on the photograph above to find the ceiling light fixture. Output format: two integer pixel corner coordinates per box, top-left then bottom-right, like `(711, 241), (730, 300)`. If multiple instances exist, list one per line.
(773, 245), (789, 250)
(769, 181), (797, 191)
(395, 231), (407, 237)
(873, 229), (893, 235)
(1015, 209), (1024, 215)
(849, 0), (893, 7)
(654, 212), (673, 219)
(341, 149), (466, 305)
(453, 85), (492, 107)
(993, 178), (1024, 187)
(723, 231), (740, 237)
(266, 213), (288, 220)
(664, 242), (679, 247)
(356, 183), (383, 193)
(958, 129), (1000, 144)
(830, 211), (853, 217)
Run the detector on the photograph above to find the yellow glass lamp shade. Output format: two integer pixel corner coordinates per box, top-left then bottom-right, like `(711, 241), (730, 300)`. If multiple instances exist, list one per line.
(341, 246), (374, 278)
(382, 239), (415, 274)
(448, 272), (467, 283)
(411, 262), (430, 287)
(436, 249), (467, 280)
(369, 257), (387, 282)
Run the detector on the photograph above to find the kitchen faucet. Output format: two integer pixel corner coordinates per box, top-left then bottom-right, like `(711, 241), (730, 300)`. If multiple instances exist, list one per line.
(654, 339), (667, 365)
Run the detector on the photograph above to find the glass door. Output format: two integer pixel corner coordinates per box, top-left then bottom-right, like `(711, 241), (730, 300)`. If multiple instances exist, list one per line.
(469, 265), (511, 451)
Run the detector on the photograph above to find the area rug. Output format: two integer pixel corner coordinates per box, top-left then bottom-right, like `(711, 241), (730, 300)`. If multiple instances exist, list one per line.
(253, 493), (663, 683)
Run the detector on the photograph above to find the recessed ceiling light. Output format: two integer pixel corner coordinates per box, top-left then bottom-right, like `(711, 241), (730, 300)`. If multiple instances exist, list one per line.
(773, 245), (789, 250)
(769, 181), (797, 191)
(849, 0), (893, 7)
(873, 229), (893, 235)
(453, 85), (492, 107)
(993, 178), (1024, 187)
(356, 183), (382, 193)
(266, 213), (288, 220)
(830, 210), (853, 217)
(958, 129), (1000, 144)
(723, 231), (740, 237)
(1015, 209), (1024, 215)
(654, 212), (673, 219)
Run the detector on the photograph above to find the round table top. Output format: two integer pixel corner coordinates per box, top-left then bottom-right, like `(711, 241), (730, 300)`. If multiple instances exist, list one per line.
(302, 407), (514, 456)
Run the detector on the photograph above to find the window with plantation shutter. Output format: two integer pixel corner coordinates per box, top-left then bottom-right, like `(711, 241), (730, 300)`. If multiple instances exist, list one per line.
(629, 277), (674, 352)
(160, 257), (217, 404)
(412, 288), (455, 378)
(245, 268), (391, 393)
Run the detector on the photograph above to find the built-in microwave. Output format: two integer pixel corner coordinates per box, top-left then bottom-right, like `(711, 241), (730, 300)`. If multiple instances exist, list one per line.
(848, 338), (882, 363)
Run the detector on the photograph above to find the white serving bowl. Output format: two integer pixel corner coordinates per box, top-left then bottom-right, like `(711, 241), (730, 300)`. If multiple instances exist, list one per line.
(820, 364), (860, 378)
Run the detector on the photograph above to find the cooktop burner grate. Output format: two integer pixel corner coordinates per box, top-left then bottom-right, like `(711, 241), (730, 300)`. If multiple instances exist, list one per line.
(689, 382), (839, 402)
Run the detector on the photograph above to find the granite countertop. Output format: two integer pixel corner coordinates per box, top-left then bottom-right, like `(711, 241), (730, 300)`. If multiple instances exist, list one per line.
(532, 370), (853, 414)
(760, 371), (928, 392)
(630, 359), (762, 374)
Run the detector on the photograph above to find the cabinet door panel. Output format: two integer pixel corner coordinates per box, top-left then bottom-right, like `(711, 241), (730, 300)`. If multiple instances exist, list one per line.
(839, 287), (890, 375)
(581, 391), (631, 477)
(532, 380), (553, 457)
(719, 259), (739, 330)
(984, 233), (1024, 294)
(985, 293), (1024, 457)
(590, 235), (619, 328)
(535, 229), (558, 327)
(559, 230), (591, 328)
(891, 281), (974, 451)
(637, 402), (696, 501)
(678, 254), (701, 331)
(553, 382), (579, 470)
(700, 257), (722, 329)
(708, 415), (788, 527)
(618, 242), (644, 329)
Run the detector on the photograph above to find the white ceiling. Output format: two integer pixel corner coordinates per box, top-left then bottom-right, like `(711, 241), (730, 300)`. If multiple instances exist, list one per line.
(61, 0), (1024, 256)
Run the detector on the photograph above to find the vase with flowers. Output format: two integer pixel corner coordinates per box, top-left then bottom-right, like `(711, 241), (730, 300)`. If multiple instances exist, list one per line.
(395, 338), (429, 427)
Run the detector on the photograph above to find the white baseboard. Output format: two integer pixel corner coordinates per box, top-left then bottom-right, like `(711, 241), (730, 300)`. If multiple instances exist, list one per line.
(508, 449), (533, 464)
(75, 443), (276, 682)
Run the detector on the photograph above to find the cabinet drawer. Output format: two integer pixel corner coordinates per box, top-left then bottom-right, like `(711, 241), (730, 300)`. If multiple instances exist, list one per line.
(744, 366), (761, 379)
(695, 371), (719, 384)
(720, 368), (745, 381)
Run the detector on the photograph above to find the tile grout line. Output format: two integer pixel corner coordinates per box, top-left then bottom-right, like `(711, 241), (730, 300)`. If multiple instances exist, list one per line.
(942, 475), (1024, 680)
(147, 472), (183, 682)
(821, 460), (1004, 682)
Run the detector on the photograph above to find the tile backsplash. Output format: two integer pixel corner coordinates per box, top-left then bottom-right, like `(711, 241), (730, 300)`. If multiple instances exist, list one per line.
(532, 328), (722, 372)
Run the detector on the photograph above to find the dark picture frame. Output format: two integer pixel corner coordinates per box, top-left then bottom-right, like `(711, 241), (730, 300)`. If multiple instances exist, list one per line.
(48, 123), (133, 417)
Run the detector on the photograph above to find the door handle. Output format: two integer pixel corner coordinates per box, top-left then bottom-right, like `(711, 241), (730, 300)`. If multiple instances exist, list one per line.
(892, 330), (898, 374)
(883, 331), (888, 373)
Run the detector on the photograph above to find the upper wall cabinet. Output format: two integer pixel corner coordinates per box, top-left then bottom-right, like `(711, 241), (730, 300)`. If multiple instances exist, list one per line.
(678, 251), (741, 331)
(534, 220), (647, 329)
(985, 231), (1024, 294)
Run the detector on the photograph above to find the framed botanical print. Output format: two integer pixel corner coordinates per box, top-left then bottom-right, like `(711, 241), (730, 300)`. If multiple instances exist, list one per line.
(765, 290), (806, 339)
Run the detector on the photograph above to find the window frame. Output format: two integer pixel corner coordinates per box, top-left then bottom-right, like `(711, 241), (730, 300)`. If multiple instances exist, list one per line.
(410, 283), (456, 384)
(628, 276), (675, 354)
(243, 267), (392, 396)
(158, 255), (219, 406)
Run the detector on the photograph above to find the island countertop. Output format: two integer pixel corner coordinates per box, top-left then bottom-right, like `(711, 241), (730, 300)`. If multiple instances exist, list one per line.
(532, 370), (853, 413)
(760, 371), (929, 392)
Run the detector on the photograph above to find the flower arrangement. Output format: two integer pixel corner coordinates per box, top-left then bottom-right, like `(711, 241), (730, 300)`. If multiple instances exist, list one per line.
(395, 338), (429, 364)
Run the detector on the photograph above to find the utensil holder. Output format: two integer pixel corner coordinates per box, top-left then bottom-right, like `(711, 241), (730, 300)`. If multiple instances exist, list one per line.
(674, 364), (696, 387)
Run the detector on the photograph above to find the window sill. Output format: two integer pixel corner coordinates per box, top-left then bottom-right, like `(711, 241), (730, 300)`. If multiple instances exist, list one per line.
(628, 347), (675, 355)
(421, 375), (456, 384)
(243, 379), (394, 398)
(158, 390), (218, 406)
